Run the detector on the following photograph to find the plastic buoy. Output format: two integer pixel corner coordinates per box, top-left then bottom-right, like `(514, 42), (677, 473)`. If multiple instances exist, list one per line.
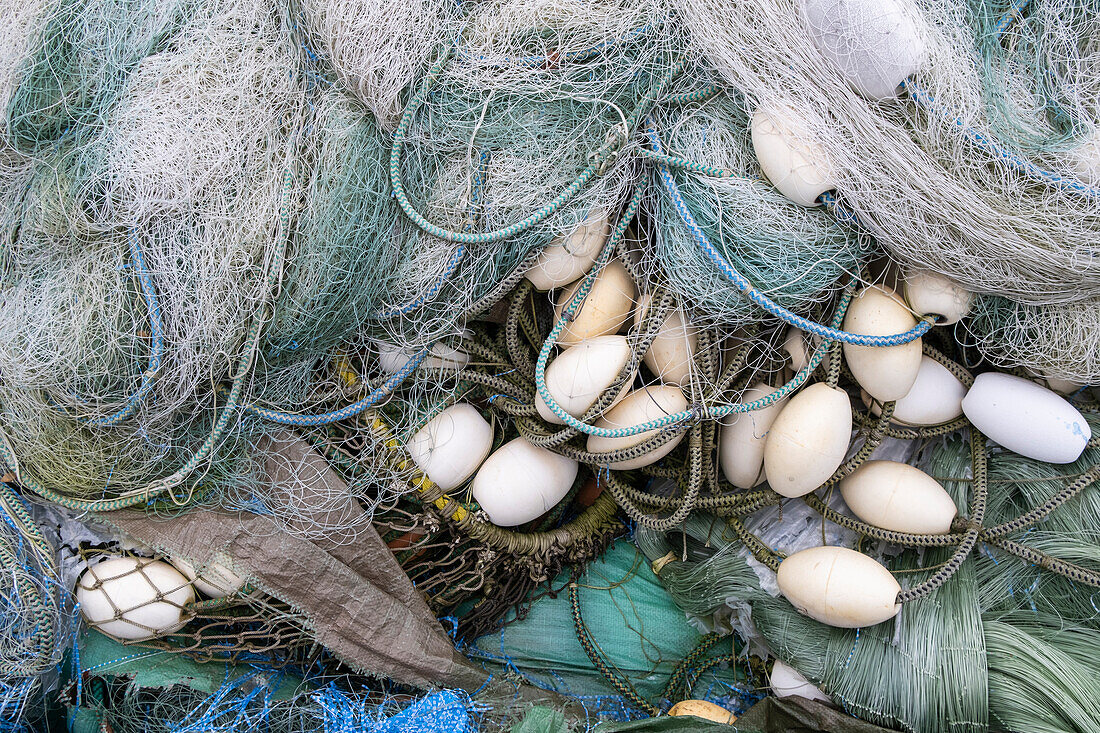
(525, 209), (610, 291)
(536, 335), (634, 425)
(77, 557), (194, 640)
(842, 286), (922, 402)
(406, 404), (494, 490)
(763, 383), (852, 498)
(777, 546), (901, 628)
(587, 386), (689, 470)
(962, 372), (1091, 464)
(471, 438), (578, 526)
(840, 460), (957, 534)
(751, 103), (837, 207)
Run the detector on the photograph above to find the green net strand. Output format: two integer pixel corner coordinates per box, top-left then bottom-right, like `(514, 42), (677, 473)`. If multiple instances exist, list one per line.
(642, 90), (871, 330)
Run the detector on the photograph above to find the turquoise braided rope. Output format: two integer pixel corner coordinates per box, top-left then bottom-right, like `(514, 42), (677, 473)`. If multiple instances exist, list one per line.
(373, 151), (489, 319)
(74, 228), (165, 427)
(388, 48), (685, 244)
(646, 118), (933, 347)
(901, 78), (1100, 200)
(532, 189), (852, 438)
(663, 84), (721, 106)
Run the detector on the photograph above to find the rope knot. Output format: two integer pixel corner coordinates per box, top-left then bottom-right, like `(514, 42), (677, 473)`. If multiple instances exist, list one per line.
(651, 551), (677, 576)
(595, 124), (628, 176)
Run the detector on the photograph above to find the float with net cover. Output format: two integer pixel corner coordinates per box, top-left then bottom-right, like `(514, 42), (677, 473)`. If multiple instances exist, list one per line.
(1, 0), (1099, 731)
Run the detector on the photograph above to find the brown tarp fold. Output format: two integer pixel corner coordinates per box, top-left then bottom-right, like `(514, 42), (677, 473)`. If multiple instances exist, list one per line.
(99, 431), (485, 691)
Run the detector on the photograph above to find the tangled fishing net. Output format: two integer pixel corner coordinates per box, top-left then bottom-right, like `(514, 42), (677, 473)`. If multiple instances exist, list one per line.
(0, 0), (1098, 730)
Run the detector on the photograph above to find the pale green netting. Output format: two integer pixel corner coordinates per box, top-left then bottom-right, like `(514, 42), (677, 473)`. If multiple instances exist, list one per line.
(643, 86), (870, 330)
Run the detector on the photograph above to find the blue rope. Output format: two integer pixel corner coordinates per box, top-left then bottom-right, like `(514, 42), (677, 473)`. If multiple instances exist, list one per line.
(901, 78), (1100, 200)
(645, 119), (932, 347)
(77, 228), (165, 426)
(239, 346), (428, 426)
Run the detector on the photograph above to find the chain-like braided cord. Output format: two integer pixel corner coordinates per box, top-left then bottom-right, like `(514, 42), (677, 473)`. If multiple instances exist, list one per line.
(896, 432), (989, 603)
(569, 580), (661, 716)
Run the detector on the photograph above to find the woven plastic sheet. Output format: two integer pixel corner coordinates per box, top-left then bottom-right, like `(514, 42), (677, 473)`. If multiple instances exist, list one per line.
(471, 539), (745, 700)
(98, 431), (484, 690)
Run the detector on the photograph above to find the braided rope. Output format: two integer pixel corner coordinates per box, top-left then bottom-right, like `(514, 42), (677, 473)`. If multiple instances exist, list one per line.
(645, 118), (934, 347)
(389, 49), (685, 244)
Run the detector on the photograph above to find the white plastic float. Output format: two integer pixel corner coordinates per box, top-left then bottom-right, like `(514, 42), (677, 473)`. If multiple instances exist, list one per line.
(587, 385), (689, 470)
(862, 355), (966, 426)
(842, 286), (922, 402)
(553, 259), (635, 345)
(961, 372), (1091, 464)
(406, 404), (494, 490)
(803, 0), (924, 99)
(536, 335), (634, 425)
(633, 293), (698, 387)
(751, 103), (837, 207)
(777, 546), (901, 628)
(763, 382), (852, 498)
(902, 269), (972, 325)
(525, 209), (610, 291)
(77, 556), (194, 640)
(720, 383), (788, 488)
(377, 331), (471, 374)
(471, 437), (578, 526)
(840, 460), (957, 534)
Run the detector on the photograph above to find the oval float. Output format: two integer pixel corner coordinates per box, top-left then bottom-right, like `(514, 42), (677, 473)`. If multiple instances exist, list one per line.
(902, 270), (972, 325)
(553, 260), (636, 345)
(720, 383), (788, 488)
(803, 0), (924, 99)
(777, 546), (901, 628)
(406, 404), (494, 490)
(471, 438), (578, 526)
(77, 557), (194, 640)
(840, 460), (957, 534)
(763, 383), (852, 498)
(864, 355), (966, 426)
(377, 331), (471, 375)
(961, 372), (1091, 464)
(751, 103), (837, 207)
(536, 335), (634, 425)
(842, 286), (921, 402)
(634, 293), (698, 387)
(525, 209), (610, 291)
(587, 385), (688, 470)
(668, 700), (736, 723)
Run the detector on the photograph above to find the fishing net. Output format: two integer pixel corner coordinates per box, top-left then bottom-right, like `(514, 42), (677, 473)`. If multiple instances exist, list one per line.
(964, 294), (1100, 384)
(641, 88), (871, 331)
(673, 0), (1100, 306)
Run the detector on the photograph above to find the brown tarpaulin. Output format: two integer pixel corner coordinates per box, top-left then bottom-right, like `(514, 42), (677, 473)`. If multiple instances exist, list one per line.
(99, 431), (485, 691)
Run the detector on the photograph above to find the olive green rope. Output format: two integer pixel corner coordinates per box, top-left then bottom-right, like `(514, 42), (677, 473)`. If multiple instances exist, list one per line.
(897, 431), (988, 603)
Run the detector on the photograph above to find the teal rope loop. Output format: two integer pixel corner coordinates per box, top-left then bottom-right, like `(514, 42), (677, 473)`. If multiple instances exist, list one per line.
(388, 47), (685, 244)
